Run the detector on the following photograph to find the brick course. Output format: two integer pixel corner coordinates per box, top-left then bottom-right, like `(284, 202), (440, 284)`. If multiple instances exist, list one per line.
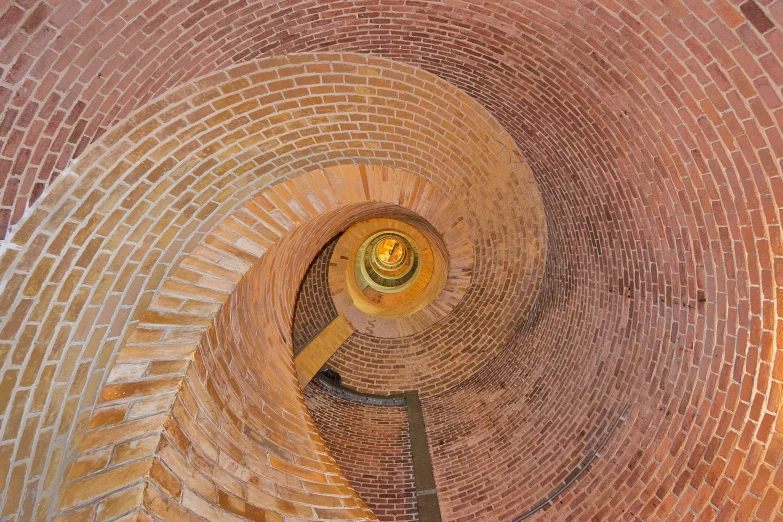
(0, 1), (781, 521)
(304, 381), (417, 522)
(0, 51), (543, 519)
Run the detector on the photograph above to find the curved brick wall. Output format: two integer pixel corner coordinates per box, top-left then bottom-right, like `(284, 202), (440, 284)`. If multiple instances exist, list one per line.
(53, 163), (508, 522)
(304, 381), (417, 522)
(0, 1), (781, 521)
(327, 213), (470, 341)
(0, 51), (543, 520)
(291, 238), (338, 354)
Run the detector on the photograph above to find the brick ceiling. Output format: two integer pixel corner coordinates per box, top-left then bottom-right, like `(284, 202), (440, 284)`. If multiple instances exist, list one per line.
(0, 1), (781, 521)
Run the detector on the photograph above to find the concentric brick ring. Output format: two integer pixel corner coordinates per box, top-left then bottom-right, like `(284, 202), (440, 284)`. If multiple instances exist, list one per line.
(327, 216), (452, 334)
(0, 53), (545, 520)
(3, 0), (780, 519)
(361, 232), (418, 292)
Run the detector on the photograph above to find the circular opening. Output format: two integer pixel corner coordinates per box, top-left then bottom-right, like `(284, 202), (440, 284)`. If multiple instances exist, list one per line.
(358, 231), (420, 293)
(328, 213), (459, 330)
(376, 237), (405, 265)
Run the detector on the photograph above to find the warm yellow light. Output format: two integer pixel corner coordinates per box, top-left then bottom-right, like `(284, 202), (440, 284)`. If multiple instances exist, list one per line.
(377, 238), (404, 264)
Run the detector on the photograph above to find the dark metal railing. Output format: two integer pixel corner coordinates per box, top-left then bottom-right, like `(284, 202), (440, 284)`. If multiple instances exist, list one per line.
(513, 403), (630, 521)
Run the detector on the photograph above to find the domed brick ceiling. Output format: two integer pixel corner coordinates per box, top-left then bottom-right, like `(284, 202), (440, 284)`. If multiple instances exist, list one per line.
(0, 2), (781, 522)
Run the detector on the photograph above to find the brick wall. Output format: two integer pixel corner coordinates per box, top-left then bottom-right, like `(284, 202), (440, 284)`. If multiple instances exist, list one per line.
(53, 163), (490, 521)
(292, 238), (338, 354)
(326, 212), (472, 342)
(0, 1), (782, 521)
(305, 381), (417, 522)
(0, 50), (544, 519)
(53, 168), (393, 521)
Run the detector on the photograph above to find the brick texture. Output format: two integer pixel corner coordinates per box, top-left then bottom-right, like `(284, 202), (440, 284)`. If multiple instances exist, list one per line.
(51, 161), (485, 521)
(0, 48), (542, 518)
(292, 239), (339, 354)
(0, 1), (781, 521)
(305, 381), (417, 522)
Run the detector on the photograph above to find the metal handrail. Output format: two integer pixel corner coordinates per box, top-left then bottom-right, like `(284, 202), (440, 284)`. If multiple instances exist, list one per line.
(513, 403), (630, 521)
